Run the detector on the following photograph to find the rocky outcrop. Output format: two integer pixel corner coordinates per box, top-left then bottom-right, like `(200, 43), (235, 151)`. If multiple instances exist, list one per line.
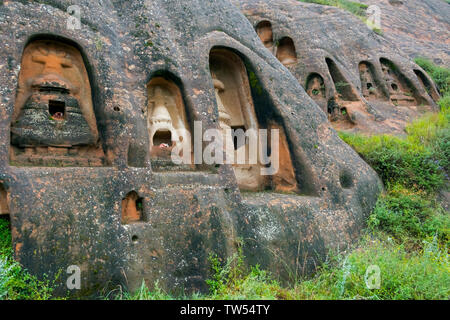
(358, 0), (450, 67)
(0, 0), (381, 296)
(234, 0), (441, 135)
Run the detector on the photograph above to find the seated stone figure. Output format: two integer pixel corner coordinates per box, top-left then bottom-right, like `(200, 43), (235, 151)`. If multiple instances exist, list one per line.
(11, 40), (98, 148)
(10, 40), (103, 166)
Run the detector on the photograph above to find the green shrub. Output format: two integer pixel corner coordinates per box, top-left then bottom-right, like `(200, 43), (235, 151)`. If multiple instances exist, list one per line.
(414, 57), (450, 95)
(0, 217), (60, 300)
(293, 235), (449, 300)
(340, 133), (445, 193)
(369, 186), (449, 245)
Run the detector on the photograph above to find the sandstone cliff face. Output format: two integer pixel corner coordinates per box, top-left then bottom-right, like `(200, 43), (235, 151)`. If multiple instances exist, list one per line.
(1, 0), (381, 296)
(357, 0), (450, 67)
(234, 0), (441, 135)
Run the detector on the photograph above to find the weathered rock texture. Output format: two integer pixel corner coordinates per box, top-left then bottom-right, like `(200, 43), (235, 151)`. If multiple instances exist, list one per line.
(358, 0), (450, 67)
(234, 0), (442, 135)
(0, 0), (380, 296)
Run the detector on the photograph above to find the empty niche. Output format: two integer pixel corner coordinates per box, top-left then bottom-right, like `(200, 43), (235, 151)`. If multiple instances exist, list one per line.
(147, 77), (193, 171)
(414, 69), (439, 101)
(121, 191), (144, 224)
(359, 61), (383, 100)
(276, 37), (297, 66)
(210, 49), (266, 191)
(10, 39), (105, 167)
(0, 184), (9, 216)
(256, 21), (274, 52)
(305, 73), (327, 111)
(380, 58), (417, 106)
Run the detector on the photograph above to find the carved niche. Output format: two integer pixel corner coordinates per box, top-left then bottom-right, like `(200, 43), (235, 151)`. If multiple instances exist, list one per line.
(210, 50), (265, 191)
(359, 62), (382, 100)
(380, 58), (416, 106)
(256, 21), (274, 53)
(325, 58), (358, 125)
(147, 77), (192, 169)
(305, 73), (327, 111)
(10, 40), (104, 167)
(210, 49), (299, 193)
(276, 37), (298, 66)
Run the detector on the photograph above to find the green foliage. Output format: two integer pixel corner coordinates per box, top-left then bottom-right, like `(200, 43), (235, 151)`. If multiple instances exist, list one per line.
(414, 57), (450, 96)
(293, 235), (449, 300)
(298, 0), (368, 18)
(339, 132), (445, 193)
(369, 186), (449, 246)
(0, 217), (60, 300)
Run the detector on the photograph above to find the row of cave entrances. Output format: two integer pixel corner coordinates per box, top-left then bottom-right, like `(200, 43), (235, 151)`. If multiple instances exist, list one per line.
(8, 37), (309, 201)
(255, 20), (440, 124)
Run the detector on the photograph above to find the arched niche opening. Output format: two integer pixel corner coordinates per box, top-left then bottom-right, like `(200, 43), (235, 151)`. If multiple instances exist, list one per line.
(359, 61), (384, 100)
(414, 69), (439, 102)
(256, 21), (274, 52)
(10, 38), (106, 167)
(276, 37), (298, 66)
(0, 184), (9, 216)
(380, 58), (421, 106)
(121, 191), (144, 225)
(305, 73), (327, 111)
(147, 76), (193, 171)
(325, 58), (359, 102)
(209, 48), (306, 194)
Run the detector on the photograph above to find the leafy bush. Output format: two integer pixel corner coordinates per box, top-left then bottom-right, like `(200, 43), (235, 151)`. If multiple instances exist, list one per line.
(369, 186), (449, 245)
(293, 235), (449, 300)
(340, 133), (445, 193)
(414, 57), (450, 96)
(0, 217), (59, 300)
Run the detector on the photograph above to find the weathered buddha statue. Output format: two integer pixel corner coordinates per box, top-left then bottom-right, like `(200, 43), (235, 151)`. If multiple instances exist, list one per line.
(11, 40), (98, 148)
(147, 79), (191, 164)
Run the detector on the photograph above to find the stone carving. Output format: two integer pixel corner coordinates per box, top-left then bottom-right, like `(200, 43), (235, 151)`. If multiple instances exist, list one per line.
(10, 40), (104, 166)
(305, 73), (326, 111)
(147, 77), (192, 168)
(210, 50), (266, 191)
(276, 37), (297, 66)
(122, 191), (143, 224)
(380, 58), (416, 106)
(256, 21), (274, 53)
(359, 62), (382, 100)
(1, 0), (383, 296)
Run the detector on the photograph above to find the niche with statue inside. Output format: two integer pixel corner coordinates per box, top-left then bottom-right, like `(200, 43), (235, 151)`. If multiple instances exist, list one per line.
(147, 77), (194, 171)
(305, 73), (327, 112)
(209, 49), (299, 193)
(380, 58), (416, 106)
(325, 57), (359, 127)
(10, 39), (106, 167)
(359, 61), (385, 101)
